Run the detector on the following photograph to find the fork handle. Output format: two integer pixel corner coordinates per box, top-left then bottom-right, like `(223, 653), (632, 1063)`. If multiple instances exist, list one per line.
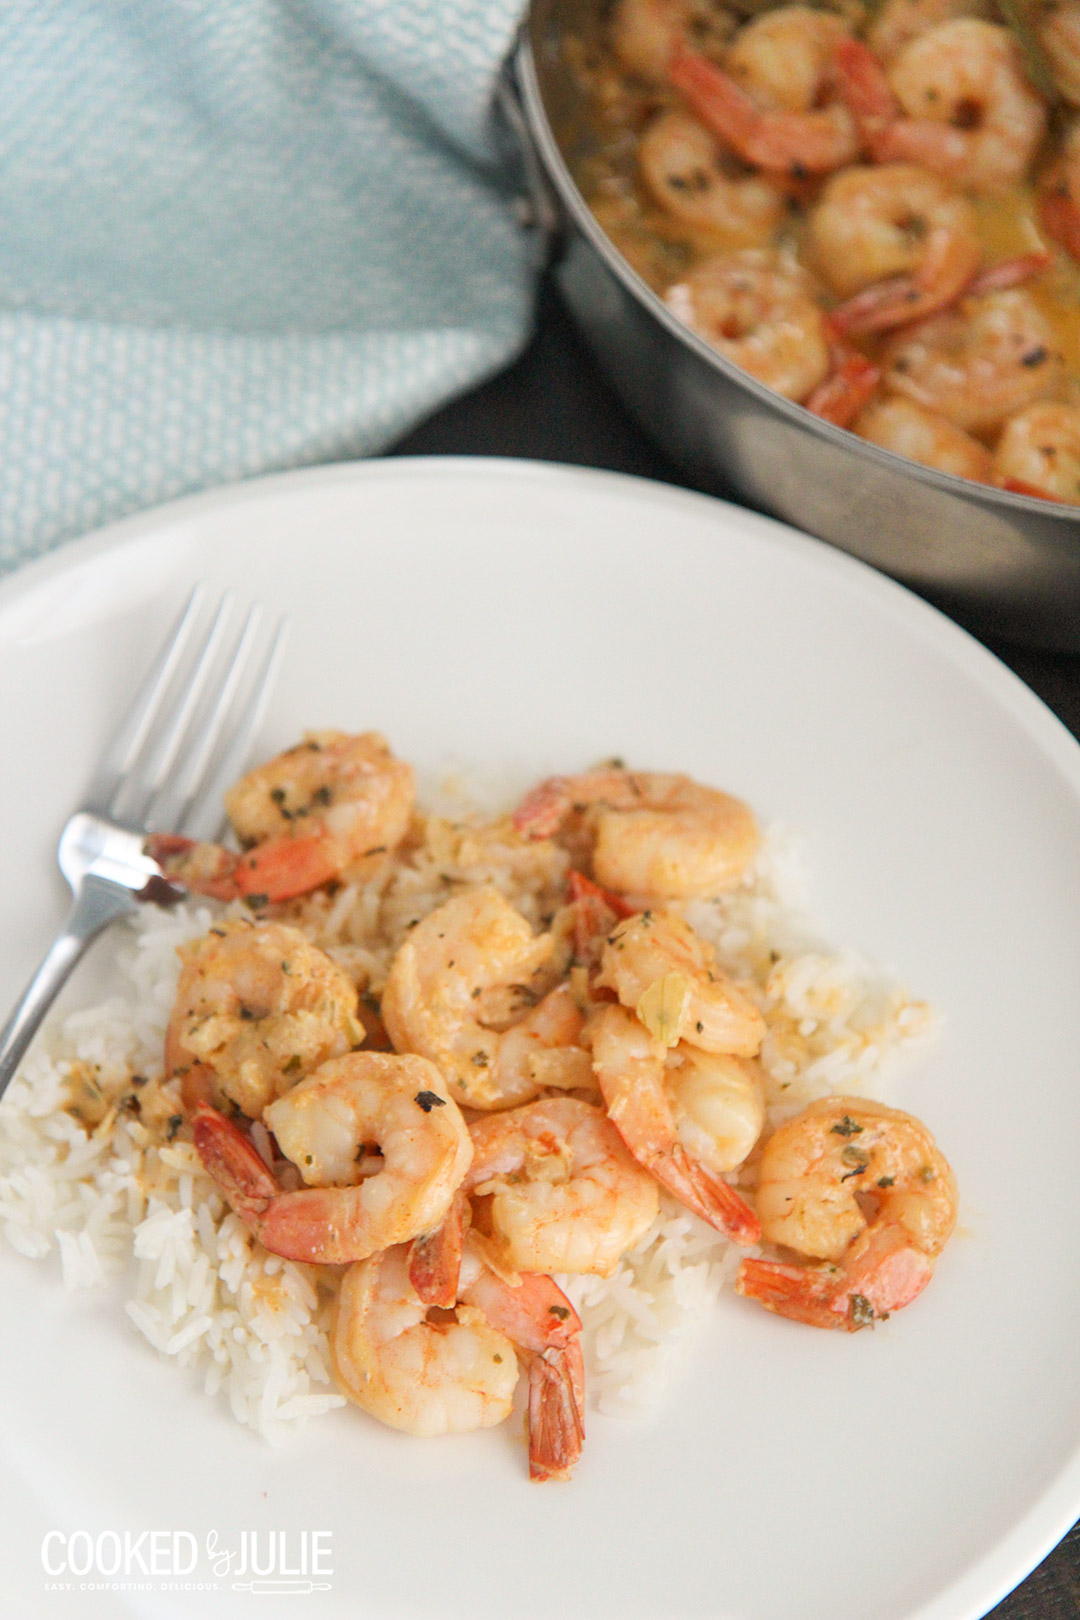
(0, 878), (137, 1101)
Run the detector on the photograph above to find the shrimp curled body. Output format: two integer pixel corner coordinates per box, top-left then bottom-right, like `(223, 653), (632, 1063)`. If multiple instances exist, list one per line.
(193, 1052), (472, 1264)
(333, 1237), (585, 1480)
(514, 766), (761, 899)
(381, 886), (592, 1110)
(149, 731), (414, 903)
(166, 919), (362, 1117)
(737, 1096), (958, 1329)
(466, 1096), (660, 1277)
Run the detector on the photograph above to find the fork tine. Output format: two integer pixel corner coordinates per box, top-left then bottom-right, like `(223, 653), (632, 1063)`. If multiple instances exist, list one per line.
(149, 602), (268, 834)
(81, 584), (206, 815)
(178, 615), (290, 842)
(179, 615), (290, 842)
(109, 592), (238, 828)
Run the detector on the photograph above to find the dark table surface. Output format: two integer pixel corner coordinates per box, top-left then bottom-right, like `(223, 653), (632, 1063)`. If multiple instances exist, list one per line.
(393, 276), (1080, 1620)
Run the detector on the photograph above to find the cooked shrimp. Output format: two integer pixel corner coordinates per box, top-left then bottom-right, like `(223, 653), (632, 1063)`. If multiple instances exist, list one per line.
(670, 14), (860, 176)
(513, 764), (761, 898)
(809, 164), (980, 334)
(1040, 121), (1080, 263)
(465, 1097), (660, 1277)
(868, 0), (990, 64)
(993, 402), (1080, 502)
(333, 1236), (584, 1480)
(840, 23), (1045, 195)
(595, 910), (766, 1057)
(590, 1004), (762, 1243)
(852, 395), (993, 481)
(737, 1096), (957, 1329)
(165, 919), (362, 1117)
(883, 286), (1064, 434)
(191, 1051), (472, 1263)
(1040, 1), (1080, 106)
(638, 110), (787, 244)
(805, 346), (882, 428)
(380, 886), (592, 1110)
(611, 0), (733, 84)
(148, 731), (414, 903)
(664, 252), (832, 400)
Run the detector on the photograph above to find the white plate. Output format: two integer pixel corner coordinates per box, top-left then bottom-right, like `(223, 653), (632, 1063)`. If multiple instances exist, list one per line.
(1, 458), (1079, 1620)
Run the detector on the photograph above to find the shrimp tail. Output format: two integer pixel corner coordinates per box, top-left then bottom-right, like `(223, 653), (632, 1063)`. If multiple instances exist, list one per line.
(806, 348), (881, 424)
(567, 869), (635, 958)
(146, 833), (244, 902)
(659, 1145), (762, 1245)
(408, 1193), (468, 1309)
(191, 1104), (277, 1223)
(736, 1255), (852, 1329)
(833, 37), (897, 141)
(527, 1340), (586, 1483)
(1040, 183), (1080, 264)
(964, 253), (1051, 297)
(232, 835), (344, 902)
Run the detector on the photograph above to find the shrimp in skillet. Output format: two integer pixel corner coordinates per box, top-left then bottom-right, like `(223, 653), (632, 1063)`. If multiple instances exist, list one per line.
(737, 1097), (957, 1329)
(882, 287), (1064, 436)
(514, 765), (761, 900)
(611, 0), (733, 85)
(638, 110), (787, 245)
(333, 1234), (584, 1480)
(380, 886), (592, 1110)
(663, 253), (833, 402)
(149, 730), (414, 904)
(191, 1051), (472, 1263)
(590, 1004), (762, 1244)
(165, 918), (362, 1116)
(670, 8), (860, 176)
(837, 22), (1045, 195)
(809, 164), (980, 336)
(993, 402), (1080, 502)
(852, 395), (993, 482)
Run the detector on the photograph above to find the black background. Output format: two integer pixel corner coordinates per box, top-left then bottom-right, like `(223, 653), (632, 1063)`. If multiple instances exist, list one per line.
(393, 275), (1080, 1620)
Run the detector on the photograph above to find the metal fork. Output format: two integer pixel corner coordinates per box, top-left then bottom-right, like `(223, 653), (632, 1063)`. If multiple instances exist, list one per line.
(0, 585), (289, 1099)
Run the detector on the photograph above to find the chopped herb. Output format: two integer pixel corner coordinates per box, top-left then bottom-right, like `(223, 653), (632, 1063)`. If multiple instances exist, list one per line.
(270, 787), (287, 805)
(281, 960), (292, 974)
(918, 1164), (937, 1184)
(548, 1305), (570, 1320)
(848, 1293), (875, 1329)
(306, 1154), (314, 1165)
(830, 1115), (863, 1137)
(471, 1051), (489, 1067)
(284, 1055), (303, 1074)
(877, 1175), (896, 1188)
(210, 927), (226, 938)
(471, 986), (481, 1000)
(312, 784), (333, 806)
(414, 1090), (446, 1112)
(493, 1352), (503, 1364)
(238, 1005), (255, 1021)
(166, 1114), (183, 1141)
(841, 1145), (867, 1168)
(696, 1020), (704, 1033)
(243, 893), (269, 911)
(130, 1073), (148, 1087)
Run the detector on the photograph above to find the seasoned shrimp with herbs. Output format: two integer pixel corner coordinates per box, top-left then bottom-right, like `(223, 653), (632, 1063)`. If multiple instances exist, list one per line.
(149, 730), (414, 903)
(737, 1097), (958, 1329)
(380, 886), (592, 1109)
(191, 1051), (472, 1264)
(166, 918), (362, 1116)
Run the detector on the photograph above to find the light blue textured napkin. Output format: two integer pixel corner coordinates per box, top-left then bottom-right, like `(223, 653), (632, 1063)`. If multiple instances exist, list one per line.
(0, 0), (533, 571)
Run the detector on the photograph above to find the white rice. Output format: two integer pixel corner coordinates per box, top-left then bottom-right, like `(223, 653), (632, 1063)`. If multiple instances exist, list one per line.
(0, 820), (939, 1437)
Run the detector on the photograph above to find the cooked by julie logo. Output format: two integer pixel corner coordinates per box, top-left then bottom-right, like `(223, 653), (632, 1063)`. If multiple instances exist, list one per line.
(41, 1529), (333, 1594)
